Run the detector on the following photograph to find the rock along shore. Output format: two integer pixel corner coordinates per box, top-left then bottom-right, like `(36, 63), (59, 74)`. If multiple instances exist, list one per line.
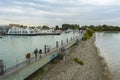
(32, 35), (112, 80)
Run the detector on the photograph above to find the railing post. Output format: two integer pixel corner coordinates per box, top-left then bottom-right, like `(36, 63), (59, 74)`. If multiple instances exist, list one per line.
(61, 40), (63, 46)
(73, 37), (74, 40)
(47, 45), (50, 53)
(0, 60), (4, 75)
(71, 37), (72, 41)
(67, 38), (68, 43)
(56, 41), (59, 48)
(76, 36), (77, 39)
(44, 45), (47, 54)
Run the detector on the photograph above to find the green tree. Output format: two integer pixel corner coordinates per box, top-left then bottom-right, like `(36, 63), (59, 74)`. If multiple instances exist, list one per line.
(55, 25), (59, 30)
(84, 28), (94, 40)
(81, 24), (120, 31)
(81, 26), (88, 30)
(62, 24), (69, 30)
(20, 25), (23, 27)
(62, 24), (80, 30)
(42, 25), (49, 29)
(86, 28), (94, 37)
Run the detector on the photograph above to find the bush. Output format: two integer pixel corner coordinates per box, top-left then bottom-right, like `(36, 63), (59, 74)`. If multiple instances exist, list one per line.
(74, 58), (84, 65)
(84, 28), (94, 40)
(84, 32), (89, 40)
(87, 28), (94, 37)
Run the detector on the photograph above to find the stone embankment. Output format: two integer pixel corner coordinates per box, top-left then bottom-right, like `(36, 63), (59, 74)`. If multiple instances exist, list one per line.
(31, 35), (112, 80)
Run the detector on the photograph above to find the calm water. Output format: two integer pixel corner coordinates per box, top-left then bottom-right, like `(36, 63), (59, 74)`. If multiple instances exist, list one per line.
(95, 32), (120, 80)
(0, 33), (80, 69)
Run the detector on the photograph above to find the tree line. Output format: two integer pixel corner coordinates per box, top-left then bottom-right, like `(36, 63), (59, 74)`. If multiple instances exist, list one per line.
(55, 24), (120, 31)
(61, 24), (80, 30)
(81, 24), (120, 31)
(38, 24), (80, 30)
(20, 24), (120, 31)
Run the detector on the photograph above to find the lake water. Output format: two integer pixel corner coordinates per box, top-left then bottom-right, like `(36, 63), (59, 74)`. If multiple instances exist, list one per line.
(0, 33), (80, 69)
(95, 32), (120, 80)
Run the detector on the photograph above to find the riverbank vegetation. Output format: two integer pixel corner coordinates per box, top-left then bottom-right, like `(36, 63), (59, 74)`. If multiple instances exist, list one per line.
(81, 24), (120, 31)
(74, 57), (84, 65)
(84, 28), (95, 40)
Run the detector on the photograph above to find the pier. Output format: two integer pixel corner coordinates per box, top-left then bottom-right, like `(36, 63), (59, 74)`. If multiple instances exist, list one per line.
(0, 33), (84, 80)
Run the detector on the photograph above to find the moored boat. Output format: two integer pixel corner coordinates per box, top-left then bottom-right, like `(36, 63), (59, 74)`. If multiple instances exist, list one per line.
(6, 26), (61, 36)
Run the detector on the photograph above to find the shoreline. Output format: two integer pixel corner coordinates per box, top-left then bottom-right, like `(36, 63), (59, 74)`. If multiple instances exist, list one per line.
(29, 34), (112, 80)
(93, 35), (112, 80)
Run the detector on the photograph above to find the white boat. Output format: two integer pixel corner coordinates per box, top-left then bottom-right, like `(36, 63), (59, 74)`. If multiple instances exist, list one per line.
(6, 26), (61, 36)
(6, 26), (37, 36)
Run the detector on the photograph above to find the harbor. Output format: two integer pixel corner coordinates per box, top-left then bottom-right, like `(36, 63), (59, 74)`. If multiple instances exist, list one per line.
(1, 0), (120, 79)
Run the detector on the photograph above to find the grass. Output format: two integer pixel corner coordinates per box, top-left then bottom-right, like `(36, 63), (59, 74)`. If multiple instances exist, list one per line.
(74, 57), (84, 65)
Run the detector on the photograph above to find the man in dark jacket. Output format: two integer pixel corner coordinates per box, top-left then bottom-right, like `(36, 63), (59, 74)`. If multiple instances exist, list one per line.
(34, 48), (38, 60)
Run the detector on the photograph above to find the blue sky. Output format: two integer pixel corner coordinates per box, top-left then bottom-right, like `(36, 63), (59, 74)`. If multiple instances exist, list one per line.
(0, 0), (120, 27)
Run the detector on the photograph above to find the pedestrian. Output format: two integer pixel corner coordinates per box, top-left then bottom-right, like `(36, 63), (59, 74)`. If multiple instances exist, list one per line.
(39, 49), (42, 58)
(34, 48), (38, 60)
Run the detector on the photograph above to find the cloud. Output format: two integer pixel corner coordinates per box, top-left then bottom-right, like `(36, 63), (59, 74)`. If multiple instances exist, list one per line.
(0, 7), (24, 14)
(0, 0), (120, 26)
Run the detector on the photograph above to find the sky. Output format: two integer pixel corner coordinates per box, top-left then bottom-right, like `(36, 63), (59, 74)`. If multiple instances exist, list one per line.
(0, 0), (120, 27)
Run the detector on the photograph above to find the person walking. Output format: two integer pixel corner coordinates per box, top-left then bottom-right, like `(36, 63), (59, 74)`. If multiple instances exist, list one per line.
(34, 48), (38, 61)
(39, 49), (42, 58)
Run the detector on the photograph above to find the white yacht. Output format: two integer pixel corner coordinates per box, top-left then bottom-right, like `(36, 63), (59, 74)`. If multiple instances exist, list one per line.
(7, 26), (37, 36)
(6, 26), (60, 36)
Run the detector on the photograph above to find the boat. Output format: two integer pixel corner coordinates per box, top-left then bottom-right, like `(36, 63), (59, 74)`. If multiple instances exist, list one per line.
(65, 29), (73, 33)
(6, 26), (61, 36)
(6, 27), (37, 36)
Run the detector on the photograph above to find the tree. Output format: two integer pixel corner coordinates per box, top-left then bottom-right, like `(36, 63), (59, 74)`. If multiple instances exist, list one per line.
(20, 25), (23, 27)
(62, 24), (69, 30)
(81, 26), (88, 30)
(84, 28), (94, 40)
(62, 24), (80, 30)
(55, 25), (59, 30)
(42, 25), (49, 29)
